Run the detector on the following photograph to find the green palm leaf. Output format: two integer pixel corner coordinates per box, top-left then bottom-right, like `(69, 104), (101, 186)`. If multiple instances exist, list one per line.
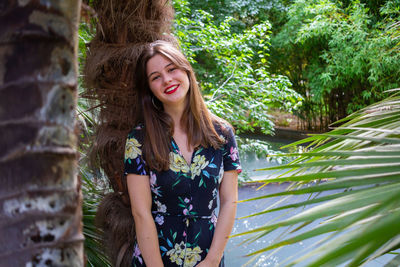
(81, 167), (112, 267)
(239, 91), (400, 266)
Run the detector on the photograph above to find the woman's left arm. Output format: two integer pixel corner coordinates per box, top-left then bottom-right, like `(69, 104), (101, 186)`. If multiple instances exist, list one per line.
(197, 170), (238, 267)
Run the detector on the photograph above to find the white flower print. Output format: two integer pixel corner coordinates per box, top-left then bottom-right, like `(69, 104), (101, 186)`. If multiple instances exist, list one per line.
(218, 164), (224, 184)
(166, 242), (203, 267)
(169, 152), (190, 173)
(184, 246), (203, 267)
(209, 189), (217, 209)
(125, 137), (142, 160)
(155, 200), (167, 213)
(208, 199), (213, 210)
(190, 155), (209, 179)
(150, 172), (162, 196)
(166, 241), (186, 265)
(212, 188), (218, 198)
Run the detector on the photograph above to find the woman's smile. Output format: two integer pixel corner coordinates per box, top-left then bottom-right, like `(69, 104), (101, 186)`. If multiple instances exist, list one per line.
(164, 84), (180, 94)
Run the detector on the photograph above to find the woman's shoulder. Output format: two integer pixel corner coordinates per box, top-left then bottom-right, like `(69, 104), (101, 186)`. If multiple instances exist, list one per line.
(211, 115), (234, 135)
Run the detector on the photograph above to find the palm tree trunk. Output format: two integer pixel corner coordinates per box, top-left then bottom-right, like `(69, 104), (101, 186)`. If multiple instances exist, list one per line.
(0, 1), (83, 266)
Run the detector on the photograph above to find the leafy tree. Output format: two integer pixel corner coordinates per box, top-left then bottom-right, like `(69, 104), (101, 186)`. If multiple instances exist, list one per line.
(270, 0), (400, 130)
(236, 90), (400, 266)
(186, 0), (292, 31)
(174, 0), (302, 134)
(0, 1), (83, 266)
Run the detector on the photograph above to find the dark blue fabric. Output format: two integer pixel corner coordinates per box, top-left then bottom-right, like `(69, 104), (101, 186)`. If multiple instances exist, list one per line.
(124, 124), (241, 267)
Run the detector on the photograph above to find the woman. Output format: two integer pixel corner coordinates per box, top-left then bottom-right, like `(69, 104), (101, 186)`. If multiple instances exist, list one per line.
(124, 40), (241, 267)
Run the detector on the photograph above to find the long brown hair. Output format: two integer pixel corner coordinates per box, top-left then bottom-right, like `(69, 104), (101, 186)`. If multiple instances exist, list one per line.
(134, 40), (225, 171)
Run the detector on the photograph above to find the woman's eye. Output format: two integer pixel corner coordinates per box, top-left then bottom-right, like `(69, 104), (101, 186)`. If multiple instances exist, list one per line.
(151, 75), (160, 81)
(168, 67), (177, 72)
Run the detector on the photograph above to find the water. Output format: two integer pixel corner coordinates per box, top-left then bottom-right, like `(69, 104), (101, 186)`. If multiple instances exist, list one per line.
(226, 183), (311, 267)
(225, 136), (308, 266)
(237, 133), (298, 181)
(225, 184), (397, 266)
(224, 136), (397, 266)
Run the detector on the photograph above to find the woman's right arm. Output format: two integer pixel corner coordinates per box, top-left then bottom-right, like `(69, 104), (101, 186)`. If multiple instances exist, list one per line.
(127, 174), (164, 267)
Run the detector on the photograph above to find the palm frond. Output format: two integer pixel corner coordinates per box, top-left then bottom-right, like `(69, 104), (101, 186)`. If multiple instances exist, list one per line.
(239, 90), (400, 266)
(81, 167), (112, 267)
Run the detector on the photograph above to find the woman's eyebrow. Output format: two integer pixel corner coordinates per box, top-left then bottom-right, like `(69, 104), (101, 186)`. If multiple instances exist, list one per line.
(148, 63), (174, 78)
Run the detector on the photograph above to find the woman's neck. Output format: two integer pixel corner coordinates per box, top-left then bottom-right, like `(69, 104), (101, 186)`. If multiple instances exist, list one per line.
(163, 100), (187, 133)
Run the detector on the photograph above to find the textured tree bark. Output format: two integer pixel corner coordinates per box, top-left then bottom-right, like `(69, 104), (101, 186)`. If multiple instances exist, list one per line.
(0, 0), (83, 266)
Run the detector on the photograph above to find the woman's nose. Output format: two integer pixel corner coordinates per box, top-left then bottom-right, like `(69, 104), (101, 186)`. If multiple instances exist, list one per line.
(163, 74), (172, 84)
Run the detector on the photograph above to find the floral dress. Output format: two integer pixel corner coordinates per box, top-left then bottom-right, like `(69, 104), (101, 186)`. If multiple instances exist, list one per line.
(124, 123), (241, 267)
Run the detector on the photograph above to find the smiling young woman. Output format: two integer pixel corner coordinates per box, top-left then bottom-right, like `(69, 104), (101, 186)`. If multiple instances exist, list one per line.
(124, 40), (241, 267)
(146, 54), (190, 112)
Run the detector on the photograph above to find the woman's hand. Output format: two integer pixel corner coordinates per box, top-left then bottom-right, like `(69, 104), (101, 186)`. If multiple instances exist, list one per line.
(196, 257), (219, 267)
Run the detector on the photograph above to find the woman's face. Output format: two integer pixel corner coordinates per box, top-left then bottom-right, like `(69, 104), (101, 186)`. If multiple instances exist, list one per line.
(146, 54), (190, 110)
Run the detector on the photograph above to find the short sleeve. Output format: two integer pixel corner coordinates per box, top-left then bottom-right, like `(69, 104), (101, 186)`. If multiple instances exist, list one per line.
(222, 125), (242, 174)
(124, 127), (148, 176)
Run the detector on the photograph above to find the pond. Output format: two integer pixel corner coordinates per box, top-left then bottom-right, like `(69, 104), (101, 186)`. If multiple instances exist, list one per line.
(236, 131), (303, 181)
(224, 134), (396, 266)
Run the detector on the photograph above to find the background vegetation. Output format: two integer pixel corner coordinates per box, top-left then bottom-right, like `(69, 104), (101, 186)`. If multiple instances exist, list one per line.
(269, 0), (400, 130)
(181, 0), (400, 131)
(173, 0), (302, 135)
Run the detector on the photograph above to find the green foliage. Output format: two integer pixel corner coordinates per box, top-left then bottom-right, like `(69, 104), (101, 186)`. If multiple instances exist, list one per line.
(270, 0), (400, 130)
(186, 0), (291, 30)
(174, 0), (302, 134)
(236, 90), (400, 266)
(81, 167), (111, 267)
(78, 96), (112, 266)
(77, 21), (111, 266)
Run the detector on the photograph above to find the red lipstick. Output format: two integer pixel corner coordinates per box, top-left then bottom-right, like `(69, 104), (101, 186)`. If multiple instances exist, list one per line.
(164, 84), (179, 95)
